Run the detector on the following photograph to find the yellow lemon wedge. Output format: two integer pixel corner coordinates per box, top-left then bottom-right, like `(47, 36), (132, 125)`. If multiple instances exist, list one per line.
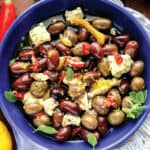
(0, 120), (12, 150)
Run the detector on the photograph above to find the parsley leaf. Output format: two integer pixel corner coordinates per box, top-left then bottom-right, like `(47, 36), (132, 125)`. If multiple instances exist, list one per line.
(4, 91), (17, 103)
(87, 133), (97, 147)
(34, 125), (57, 134)
(66, 67), (74, 79)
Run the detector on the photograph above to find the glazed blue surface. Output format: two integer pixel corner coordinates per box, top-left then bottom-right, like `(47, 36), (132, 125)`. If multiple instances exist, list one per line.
(0, 0), (150, 150)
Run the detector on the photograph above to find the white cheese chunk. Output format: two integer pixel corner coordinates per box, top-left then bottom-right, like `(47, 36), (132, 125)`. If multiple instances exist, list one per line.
(107, 54), (133, 78)
(31, 73), (49, 81)
(65, 7), (84, 23)
(42, 98), (58, 116)
(62, 114), (81, 127)
(29, 23), (51, 46)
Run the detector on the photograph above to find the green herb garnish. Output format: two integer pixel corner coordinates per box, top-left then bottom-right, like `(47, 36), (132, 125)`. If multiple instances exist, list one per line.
(51, 81), (58, 87)
(34, 125), (57, 135)
(87, 133), (97, 148)
(4, 91), (17, 103)
(122, 90), (148, 119)
(66, 67), (74, 79)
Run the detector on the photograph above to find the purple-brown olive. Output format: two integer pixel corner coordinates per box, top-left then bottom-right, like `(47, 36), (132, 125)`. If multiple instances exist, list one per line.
(51, 87), (65, 100)
(53, 108), (63, 128)
(108, 109), (125, 126)
(90, 42), (104, 59)
(56, 42), (71, 55)
(48, 21), (66, 36)
(124, 40), (138, 59)
(113, 34), (129, 47)
(55, 126), (72, 141)
(60, 100), (80, 115)
(107, 89), (121, 108)
(130, 77), (145, 91)
(47, 49), (59, 70)
(84, 56), (97, 70)
(37, 43), (53, 55)
(119, 80), (130, 95)
(92, 96), (109, 115)
(43, 70), (58, 81)
(130, 60), (144, 77)
(19, 49), (35, 61)
(81, 113), (98, 130)
(78, 26), (89, 41)
(33, 113), (51, 127)
(81, 128), (100, 142)
(102, 44), (118, 55)
(83, 71), (99, 85)
(92, 17), (112, 30)
(30, 81), (48, 98)
(97, 116), (109, 136)
(10, 62), (30, 74)
(71, 127), (81, 137)
(12, 73), (32, 91)
(23, 103), (43, 115)
(122, 96), (132, 108)
(89, 35), (96, 42)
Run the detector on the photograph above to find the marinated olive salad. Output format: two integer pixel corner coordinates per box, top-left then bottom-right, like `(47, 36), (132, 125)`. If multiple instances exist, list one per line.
(5, 7), (147, 147)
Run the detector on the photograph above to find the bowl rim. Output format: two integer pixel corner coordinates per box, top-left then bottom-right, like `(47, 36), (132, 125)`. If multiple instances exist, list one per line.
(0, 0), (150, 149)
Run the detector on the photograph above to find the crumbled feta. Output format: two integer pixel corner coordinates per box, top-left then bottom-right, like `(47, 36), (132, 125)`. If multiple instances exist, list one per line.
(42, 98), (59, 116)
(31, 73), (49, 81)
(62, 114), (81, 127)
(107, 54), (133, 78)
(76, 93), (92, 111)
(29, 23), (51, 46)
(65, 7), (84, 23)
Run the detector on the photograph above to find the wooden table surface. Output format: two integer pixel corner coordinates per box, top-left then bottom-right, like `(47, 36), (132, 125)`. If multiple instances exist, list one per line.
(0, 0), (150, 150)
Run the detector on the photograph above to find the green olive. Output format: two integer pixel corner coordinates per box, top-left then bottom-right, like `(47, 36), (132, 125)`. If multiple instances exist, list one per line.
(108, 109), (125, 126)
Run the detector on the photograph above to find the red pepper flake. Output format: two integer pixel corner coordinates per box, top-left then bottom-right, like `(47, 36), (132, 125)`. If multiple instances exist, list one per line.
(82, 43), (90, 55)
(33, 112), (45, 118)
(106, 95), (117, 108)
(15, 92), (25, 100)
(114, 54), (123, 64)
(58, 71), (66, 85)
(74, 72), (81, 77)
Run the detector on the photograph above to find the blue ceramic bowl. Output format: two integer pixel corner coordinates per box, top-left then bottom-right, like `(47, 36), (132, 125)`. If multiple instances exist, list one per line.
(0, 0), (150, 150)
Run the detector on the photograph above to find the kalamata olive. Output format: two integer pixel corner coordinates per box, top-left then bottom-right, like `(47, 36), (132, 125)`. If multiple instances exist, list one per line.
(83, 71), (99, 85)
(102, 44), (118, 55)
(48, 21), (66, 36)
(122, 96), (132, 108)
(130, 60), (144, 77)
(81, 128), (100, 142)
(97, 116), (109, 136)
(30, 81), (49, 98)
(71, 127), (81, 137)
(81, 113), (98, 130)
(107, 89), (121, 108)
(92, 96), (109, 115)
(53, 108), (63, 128)
(60, 100), (80, 115)
(47, 49), (59, 70)
(119, 80), (130, 95)
(43, 70), (58, 81)
(84, 56), (97, 70)
(130, 77), (145, 91)
(23, 103), (43, 115)
(55, 126), (71, 141)
(89, 35), (96, 42)
(19, 49), (35, 61)
(12, 73), (32, 91)
(108, 109), (125, 126)
(97, 57), (110, 77)
(92, 17), (112, 30)
(71, 42), (90, 56)
(37, 43), (53, 55)
(124, 41), (138, 59)
(33, 113), (51, 127)
(56, 42), (71, 55)
(51, 87), (65, 100)
(78, 26), (89, 41)
(10, 62), (30, 74)
(113, 34), (129, 47)
(62, 29), (78, 47)
(90, 42), (104, 59)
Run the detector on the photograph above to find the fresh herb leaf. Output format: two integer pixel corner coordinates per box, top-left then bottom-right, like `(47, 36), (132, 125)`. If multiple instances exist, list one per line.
(35, 125), (57, 134)
(4, 91), (17, 103)
(129, 91), (137, 101)
(66, 67), (74, 79)
(87, 133), (97, 147)
(9, 58), (17, 65)
(51, 81), (58, 87)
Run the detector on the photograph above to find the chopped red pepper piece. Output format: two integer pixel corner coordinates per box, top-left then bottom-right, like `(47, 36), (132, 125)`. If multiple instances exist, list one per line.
(58, 71), (66, 85)
(74, 72), (81, 77)
(33, 112), (46, 118)
(67, 57), (85, 68)
(30, 54), (40, 72)
(15, 92), (25, 100)
(114, 54), (123, 64)
(106, 95), (117, 108)
(82, 43), (90, 55)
